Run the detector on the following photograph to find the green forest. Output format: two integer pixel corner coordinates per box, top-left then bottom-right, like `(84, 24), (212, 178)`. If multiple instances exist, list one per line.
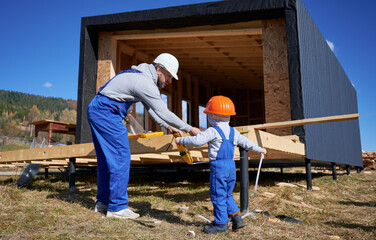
(0, 90), (77, 150)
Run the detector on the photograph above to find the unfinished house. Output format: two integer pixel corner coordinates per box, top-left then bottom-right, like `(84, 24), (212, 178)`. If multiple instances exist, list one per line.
(76, 0), (362, 170)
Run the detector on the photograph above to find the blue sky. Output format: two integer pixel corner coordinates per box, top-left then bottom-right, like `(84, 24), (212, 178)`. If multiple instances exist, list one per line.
(0, 0), (375, 151)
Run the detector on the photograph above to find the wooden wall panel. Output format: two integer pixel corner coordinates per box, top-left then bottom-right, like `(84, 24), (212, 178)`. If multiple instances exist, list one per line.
(263, 19), (291, 136)
(97, 32), (116, 93)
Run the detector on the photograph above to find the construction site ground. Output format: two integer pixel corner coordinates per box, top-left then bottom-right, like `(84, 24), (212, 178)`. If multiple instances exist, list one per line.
(1, 167), (375, 239)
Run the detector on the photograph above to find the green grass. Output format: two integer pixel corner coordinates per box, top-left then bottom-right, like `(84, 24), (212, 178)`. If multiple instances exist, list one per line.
(0, 143), (30, 152)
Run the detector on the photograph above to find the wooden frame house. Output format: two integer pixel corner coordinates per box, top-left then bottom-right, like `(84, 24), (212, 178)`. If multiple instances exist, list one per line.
(75, 0), (362, 169)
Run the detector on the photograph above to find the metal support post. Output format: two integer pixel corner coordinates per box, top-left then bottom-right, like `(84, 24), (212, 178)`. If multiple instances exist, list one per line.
(239, 147), (249, 213)
(331, 162), (337, 180)
(305, 158), (312, 191)
(45, 168), (49, 179)
(346, 165), (350, 176)
(66, 141), (76, 192)
(69, 157), (76, 192)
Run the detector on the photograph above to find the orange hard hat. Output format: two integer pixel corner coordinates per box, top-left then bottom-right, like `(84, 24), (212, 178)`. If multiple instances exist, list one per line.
(204, 96), (236, 116)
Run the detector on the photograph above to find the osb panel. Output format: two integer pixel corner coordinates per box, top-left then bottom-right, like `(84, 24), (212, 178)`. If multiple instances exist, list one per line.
(97, 32), (115, 93)
(263, 19), (291, 136)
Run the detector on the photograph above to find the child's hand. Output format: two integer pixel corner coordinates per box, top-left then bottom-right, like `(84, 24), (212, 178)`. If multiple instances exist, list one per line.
(260, 148), (267, 155)
(175, 137), (181, 145)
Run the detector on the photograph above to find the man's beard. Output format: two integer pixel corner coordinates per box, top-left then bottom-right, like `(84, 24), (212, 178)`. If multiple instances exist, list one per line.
(157, 79), (164, 88)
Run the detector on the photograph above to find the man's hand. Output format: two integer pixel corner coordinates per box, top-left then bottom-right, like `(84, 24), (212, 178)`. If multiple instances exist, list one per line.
(175, 137), (181, 145)
(260, 148), (267, 155)
(168, 126), (184, 137)
(189, 127), (201, 136)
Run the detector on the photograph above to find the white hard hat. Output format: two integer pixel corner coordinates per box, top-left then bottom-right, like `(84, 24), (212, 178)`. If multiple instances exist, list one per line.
(153, 53), (179, 80)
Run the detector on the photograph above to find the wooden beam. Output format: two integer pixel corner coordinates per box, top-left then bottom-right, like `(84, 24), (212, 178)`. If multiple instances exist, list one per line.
(250, 113), (359, 130)
(97, 32), (116, 93)
(234, 127), (305, 158)
(0, 134), (201, 163)
(1, 113), (356, 165)
(112, 27), (262, 40)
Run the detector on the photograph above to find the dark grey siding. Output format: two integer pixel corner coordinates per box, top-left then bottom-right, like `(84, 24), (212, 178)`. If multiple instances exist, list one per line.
(295, 0), (362, 166)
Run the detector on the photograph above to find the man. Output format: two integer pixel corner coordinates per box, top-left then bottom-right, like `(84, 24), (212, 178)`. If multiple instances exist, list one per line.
(87, 53), (201, 219)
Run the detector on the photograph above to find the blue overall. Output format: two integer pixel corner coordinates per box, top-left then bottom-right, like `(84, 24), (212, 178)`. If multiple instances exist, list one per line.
(210, 126), (240, 225)
(87, 70), (138, 212)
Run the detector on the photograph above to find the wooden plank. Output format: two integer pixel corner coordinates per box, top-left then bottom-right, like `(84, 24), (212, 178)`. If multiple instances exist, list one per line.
(0, 142), (95, 163)
(235, 127), (305, 157)
(281, 135), (300, 142)
(3, 112), (355, 164)
(250, 113), (359, 130)
(0, 135), (185, 163)
(138, 46), (262, 55)
(112, 26), (262, 40)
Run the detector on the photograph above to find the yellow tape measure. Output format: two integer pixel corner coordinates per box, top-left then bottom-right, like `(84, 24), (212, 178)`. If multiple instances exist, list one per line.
(128, 132), (164, 139)
(173, 133), (194, 165)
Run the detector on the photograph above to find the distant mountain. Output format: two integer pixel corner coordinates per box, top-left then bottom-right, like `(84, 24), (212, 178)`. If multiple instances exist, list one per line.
(0, 89), (76, 120)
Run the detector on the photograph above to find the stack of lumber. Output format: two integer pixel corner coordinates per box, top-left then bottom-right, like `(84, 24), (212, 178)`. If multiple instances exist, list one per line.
(362, 151), (376, 170)
(0, 114), (358, 170)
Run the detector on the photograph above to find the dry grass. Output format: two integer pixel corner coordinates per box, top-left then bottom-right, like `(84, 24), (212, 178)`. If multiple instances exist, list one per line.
(0, 167), (375, 240)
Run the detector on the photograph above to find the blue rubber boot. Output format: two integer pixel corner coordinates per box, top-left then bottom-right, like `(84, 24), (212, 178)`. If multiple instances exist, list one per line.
(203, 223), (229, 234)
(231, 214), (246, 230)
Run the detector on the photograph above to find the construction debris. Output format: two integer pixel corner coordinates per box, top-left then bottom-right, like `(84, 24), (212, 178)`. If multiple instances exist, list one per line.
(276, 182), (320, 191)
(173, 205), (189, 212)
(131, 219), (162, 225)
(187, 230), (195, 237)
(362, 151), (376, 170)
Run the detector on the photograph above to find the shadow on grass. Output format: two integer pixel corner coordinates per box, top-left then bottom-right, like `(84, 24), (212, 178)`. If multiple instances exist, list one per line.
(325, 221), (376, 232)
(45, 188), (96, 211)
(130, 201), (205, 227)
(20, 174), (98, 211)
(128, 186), (209, 203)
(0, 177), (17, 185)
(338, 201), (376, 207)
(1, 168), (344, 216)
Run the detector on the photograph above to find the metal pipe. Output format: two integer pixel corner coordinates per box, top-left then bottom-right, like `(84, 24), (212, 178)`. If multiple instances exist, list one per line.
(239, 147), (249, 213)
(69, 157), (76, 192)
(305, 158), (312, 191)
(331, 162), (337, 180)
(66, 141), (76, 192)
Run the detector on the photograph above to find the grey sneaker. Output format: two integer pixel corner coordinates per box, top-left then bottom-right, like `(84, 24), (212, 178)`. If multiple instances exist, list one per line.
(94, 201), (108, 214)
(106, 208), (140, 219)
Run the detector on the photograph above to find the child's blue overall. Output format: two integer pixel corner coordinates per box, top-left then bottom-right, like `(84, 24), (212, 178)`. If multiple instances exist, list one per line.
(210, 126), (240, 225)
(87, 70), (138, 212)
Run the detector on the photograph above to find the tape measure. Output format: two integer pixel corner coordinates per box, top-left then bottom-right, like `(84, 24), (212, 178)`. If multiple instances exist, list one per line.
(128, 132), (164, 139)
(173, 133), (194, 165)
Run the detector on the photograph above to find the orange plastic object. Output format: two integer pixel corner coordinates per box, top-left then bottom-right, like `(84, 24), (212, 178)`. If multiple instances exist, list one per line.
(203, 95), (236, 115)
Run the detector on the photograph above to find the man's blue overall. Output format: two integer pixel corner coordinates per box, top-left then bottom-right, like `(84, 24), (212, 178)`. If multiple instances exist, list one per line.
(210, 126), (240, 225)
(87, 70), (138, 212)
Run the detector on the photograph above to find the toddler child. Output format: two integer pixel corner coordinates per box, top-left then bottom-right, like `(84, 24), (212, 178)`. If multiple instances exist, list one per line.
(175, 95), (267, 234)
